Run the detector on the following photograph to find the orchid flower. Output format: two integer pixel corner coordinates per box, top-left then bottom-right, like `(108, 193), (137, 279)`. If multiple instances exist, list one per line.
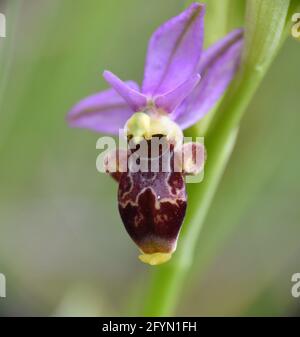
(67, 3), (243, 265)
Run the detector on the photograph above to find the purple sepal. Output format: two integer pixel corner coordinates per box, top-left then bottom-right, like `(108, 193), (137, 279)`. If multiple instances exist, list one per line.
(67, 82), (139, 134)
(142, 3), (205, 96)
(174, 29), (244, 129)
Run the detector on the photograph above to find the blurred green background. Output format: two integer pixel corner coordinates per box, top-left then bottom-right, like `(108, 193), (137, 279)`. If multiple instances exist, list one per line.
(0, 0), (299, 316)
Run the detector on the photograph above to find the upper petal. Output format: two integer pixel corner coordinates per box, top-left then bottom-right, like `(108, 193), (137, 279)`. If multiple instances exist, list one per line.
(174, 29), (244, 130)
(67, 82), (139, 135)
(142, 3), (205, 96)
(154, 74), (200, 114)
(103, 71), (147, 111)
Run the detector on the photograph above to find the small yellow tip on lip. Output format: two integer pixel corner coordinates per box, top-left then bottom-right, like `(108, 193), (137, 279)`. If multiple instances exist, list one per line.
(138, 252), (172, 266)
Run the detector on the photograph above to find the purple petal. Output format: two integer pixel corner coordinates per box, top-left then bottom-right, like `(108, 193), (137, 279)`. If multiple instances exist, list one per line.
(103, 71), (147, 111)
(142, 3), (205, 96)
(174, 29), (244, 130)
(155, 74), (200, 113)
(67, 82), (139, 134)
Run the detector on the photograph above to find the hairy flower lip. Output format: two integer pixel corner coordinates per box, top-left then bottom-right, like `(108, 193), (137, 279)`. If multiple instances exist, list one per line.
(127, 135), (174, 163)
(118, 169), (187, 262)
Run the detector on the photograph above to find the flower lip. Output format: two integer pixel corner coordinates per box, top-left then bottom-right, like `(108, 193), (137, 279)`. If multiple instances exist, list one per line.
(127, 135), (175, 170)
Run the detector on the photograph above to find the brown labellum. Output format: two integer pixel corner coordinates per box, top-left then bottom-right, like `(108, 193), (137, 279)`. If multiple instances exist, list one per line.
(118, 171), (187, 264)
(104, 136), (204, 265)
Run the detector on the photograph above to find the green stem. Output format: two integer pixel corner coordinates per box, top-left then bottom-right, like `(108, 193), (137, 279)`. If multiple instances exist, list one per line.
(142, 0), (292, 316)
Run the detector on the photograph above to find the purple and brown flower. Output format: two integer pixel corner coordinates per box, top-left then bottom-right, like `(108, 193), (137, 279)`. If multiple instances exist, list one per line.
(67, 3), (244, 265)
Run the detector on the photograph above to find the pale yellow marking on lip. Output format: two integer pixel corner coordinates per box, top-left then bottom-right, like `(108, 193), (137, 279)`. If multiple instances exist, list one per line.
(124, 112), (183, 146)
(138, 252), (172, 266)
